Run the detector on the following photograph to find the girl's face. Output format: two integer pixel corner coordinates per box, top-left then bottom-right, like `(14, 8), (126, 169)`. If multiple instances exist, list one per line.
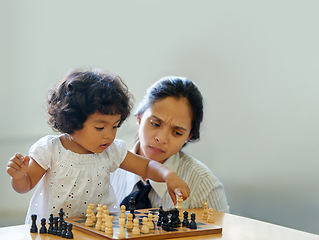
(67, 112), (121, 154)
(137, 96), (193, 164)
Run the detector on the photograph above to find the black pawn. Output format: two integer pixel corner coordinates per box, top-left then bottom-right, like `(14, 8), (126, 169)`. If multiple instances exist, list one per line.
(39, 218), (47, 234)
(30, 214), (38, 233)
(66, 223), (74, 239)
(52, 217), (58, 235)
(48, 214), (54, 234)
(182, 211), (189, 227)
(189, 213), (197, 229)
(61, 221), (67, 238)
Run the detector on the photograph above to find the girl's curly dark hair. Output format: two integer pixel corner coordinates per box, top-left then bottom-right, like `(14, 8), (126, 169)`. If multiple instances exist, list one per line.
(47, 68), (133, 134)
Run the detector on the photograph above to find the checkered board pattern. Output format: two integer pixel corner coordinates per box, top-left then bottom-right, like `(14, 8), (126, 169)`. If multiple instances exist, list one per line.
(67, 208), (222, 239)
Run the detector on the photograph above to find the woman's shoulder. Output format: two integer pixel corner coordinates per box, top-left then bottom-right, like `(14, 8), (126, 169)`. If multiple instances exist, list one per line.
(178, 151), (218, 180)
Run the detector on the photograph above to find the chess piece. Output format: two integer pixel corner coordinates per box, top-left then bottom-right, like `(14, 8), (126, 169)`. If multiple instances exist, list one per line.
(177, 196), (183, 222)
(61, 221), (67, 238)
(105, 215), (113, 234)
(161, 210), (170, 231)
(182, 211), (189, 227)
(30, 214), (38, 233)
(85, 207), (94, 226)
(118, 218), (126, 239)
(202, 201), (208, 220)
(52, 217), (58, 235)
(189, 213), (197, 229)
(66, 223), (74, 239)
(95, 204), (103, 230)
(48, 214), (54, 234)
(89, 203), (96, 222)
(129, 197), (136, 219)
(157, 206), (164, 226)
(39, 218), (47, 234)
(141, 217), (150, 234)
(132, 218), (140, 235)
(207, 208), (215, 223)
(126, 213), (134, 232)
(148, 212), (154, 230)
(120, 205), (127, 221)
(169, 208), (179, 228)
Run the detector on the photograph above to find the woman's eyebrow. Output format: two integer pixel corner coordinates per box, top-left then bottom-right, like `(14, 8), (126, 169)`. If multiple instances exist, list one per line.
(151, 115), (188, 131)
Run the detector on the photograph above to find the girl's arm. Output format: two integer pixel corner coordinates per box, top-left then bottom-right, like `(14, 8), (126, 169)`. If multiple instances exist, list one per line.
(7, 153), (47, 193)
(120, 151), (190, 205)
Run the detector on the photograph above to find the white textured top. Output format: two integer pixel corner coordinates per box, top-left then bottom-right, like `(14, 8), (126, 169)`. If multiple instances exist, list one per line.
(110, 142), (229, 212)
(25, 135), (127, 223)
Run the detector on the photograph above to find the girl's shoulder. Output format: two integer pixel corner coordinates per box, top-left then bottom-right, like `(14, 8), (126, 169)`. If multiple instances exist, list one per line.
(30, 135), (61, 151)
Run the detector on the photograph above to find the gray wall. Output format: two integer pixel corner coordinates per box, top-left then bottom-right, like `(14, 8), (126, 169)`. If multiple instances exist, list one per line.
(1, 0), (318, 235)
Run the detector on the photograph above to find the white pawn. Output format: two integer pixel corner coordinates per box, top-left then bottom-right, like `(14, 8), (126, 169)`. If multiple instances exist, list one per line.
(105, 215), (113, 234)
(85, 207), (94, 226)
(118, 218), (126, 239)
(141, 217), (149, 234)
(148, 212), (154, 230)
(89, 203), (96, 223)
(126, 213), (133, 232)
(202, 201), (209, 220)
(177, 196), (183, 221)
(132, 218), (140, 235)
(120, 205), (127, 221)
(207, 208), (215, 223)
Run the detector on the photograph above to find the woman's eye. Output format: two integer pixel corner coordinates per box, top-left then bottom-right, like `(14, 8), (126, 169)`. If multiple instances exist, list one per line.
(174, 131), (183, 136)
(151, 121), (160, 127)
(96, 127), (104, 130)
(113, 125), (120, 129)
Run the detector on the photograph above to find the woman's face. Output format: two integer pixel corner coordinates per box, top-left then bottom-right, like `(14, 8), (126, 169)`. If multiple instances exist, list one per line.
(137, 96), (193, 164)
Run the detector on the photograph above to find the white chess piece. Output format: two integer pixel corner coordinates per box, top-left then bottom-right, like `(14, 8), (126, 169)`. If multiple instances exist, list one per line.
(105, 215), (113, 234)
(132, 218), (140, 235)
(118, 218), (126, 238)
(126, 213), (133, 232)
(120, 205), (127, 221)
(141, 217), (149, 234)
(207, 208), (215, 223)
(85, 207), (94, 227)
(95, 204), (103, 230)
(148, 212), (154, 230)
(202, 201), (208, 220)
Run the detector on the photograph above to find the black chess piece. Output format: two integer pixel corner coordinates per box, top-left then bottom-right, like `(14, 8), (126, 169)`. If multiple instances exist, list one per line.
(30, 214), (38, 233)
(57, 208), (65, 236)
(189, 213), (197, 229)
(61, 221), (67, 238)
(182, 211), (189, 227)
(52, 217), (58, 235)
(48, 214), (54, 234)
(66, 223), (74, 239)
(169, 208), (179, 228)
(157, 206), (164, 227)
(129, 197), (136, 219)
(161, 210), (170, 231)
(39, 218), (47, 234)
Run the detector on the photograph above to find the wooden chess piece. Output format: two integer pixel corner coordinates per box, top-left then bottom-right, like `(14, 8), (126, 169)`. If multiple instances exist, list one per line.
(141, 217), (150, 234)
(39, 218), (47, 234)
(30, 214), (38, 233)
(120, 205), (127, 221)
(148, 212), (154, 230)
(126, 213), (133, 232)
(132, 218), (140, 235)
(85, 207), (94, 226)
(105, 215), (113, 235)
(189, 213), (197, 229)
(118, 218), (126, 239)
(207, 208), (215, 223)
(202, 201), (209, 220)
(95, 204), (103, 230)
(66, 223), (74, 239)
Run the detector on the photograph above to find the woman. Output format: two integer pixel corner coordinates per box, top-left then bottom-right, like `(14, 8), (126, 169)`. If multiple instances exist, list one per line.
(110, 76), (229, 212)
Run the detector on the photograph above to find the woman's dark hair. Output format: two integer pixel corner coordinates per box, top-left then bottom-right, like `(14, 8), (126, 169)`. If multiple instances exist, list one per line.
(47, 68), (133, 134)
(136, 76), (203, 143)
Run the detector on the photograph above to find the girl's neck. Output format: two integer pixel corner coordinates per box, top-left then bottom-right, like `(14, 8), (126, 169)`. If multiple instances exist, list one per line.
(59, 134), (92, 154)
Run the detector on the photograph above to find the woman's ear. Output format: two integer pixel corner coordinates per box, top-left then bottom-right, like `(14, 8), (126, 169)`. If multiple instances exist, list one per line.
(187, 133), (193, 142)
(137, 114), (141, 125)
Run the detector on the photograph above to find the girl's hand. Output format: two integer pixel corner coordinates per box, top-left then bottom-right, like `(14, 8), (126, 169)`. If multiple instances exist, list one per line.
(7, 153), (30, 180)
(165, 171), (190, 205)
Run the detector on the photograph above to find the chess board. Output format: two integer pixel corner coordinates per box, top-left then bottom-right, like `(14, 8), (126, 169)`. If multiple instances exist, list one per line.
(67, 208), (222, 239)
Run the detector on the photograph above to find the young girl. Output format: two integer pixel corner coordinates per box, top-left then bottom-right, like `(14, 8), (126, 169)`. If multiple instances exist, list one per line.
(6, 68), (190, 223)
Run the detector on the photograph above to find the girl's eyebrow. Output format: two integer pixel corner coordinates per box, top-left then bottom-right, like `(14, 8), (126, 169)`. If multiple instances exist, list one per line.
(94, 119), (121, 125)
(151, 115), (188, 131)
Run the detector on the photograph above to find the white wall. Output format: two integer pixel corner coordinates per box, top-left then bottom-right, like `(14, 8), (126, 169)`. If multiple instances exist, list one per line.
(1, 0), (318, 235)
